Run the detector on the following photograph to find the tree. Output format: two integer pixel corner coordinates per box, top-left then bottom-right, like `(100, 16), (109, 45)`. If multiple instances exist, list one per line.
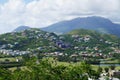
(0, 68), (12, 80)
(97, 67), (102, 73)
(110, 65), (115, 70)
(104, 67), (109, 73)
(0, 58), (101, 80)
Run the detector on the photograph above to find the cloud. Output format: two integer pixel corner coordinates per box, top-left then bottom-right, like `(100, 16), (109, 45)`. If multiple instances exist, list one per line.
(0, 0), (120, 33)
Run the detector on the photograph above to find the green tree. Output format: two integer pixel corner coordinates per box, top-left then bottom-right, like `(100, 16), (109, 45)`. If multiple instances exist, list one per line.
(0, 68), (12, 80)
(104, 67), (109, 73)
(110, 65), (115, 70)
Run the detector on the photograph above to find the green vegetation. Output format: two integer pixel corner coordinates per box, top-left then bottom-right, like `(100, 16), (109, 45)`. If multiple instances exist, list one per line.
(0, 57), (101, 80)
(0, 28), (120, 79)
(0, 57), (22, 62)
(0, 57), (120, 80)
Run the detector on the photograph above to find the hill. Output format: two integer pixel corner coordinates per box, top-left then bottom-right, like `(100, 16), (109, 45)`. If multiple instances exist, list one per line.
(63, 29), (120, 52)
(0, 28), (59, 52)
(41, 16), (120, 37)
(13, 26), (30, 32)
(0, 28), (120, 56)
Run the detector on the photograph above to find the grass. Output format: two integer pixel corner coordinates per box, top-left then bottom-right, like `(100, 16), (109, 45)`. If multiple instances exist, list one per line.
(0, 57), (22, 62)
(101, 58), (120, 64)
(3, 57), (120, 72)
(91, 65), (120, 71)
(0, 57), (16, 62)
(9, 66), (27, 72)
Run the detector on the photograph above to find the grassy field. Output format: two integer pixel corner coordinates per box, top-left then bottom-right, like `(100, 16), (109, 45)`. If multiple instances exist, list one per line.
(91, 65), (120, 71)
(9, 66), (27, 72)
(57, 60), (120, 71)
(2, 57), (120, 72)
(0, 57), (22, 62)
(100, 58), (120, 64)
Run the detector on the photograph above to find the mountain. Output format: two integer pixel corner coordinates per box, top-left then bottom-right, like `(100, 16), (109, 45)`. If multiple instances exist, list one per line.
(13, 26), (30, 32)
(41, 16), (120, 37)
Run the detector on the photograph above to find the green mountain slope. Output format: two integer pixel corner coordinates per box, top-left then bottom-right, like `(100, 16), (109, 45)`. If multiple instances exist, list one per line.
(60, 29), (120, 55)
(0, 28), (59, 52)
(0, 28), (120, 56)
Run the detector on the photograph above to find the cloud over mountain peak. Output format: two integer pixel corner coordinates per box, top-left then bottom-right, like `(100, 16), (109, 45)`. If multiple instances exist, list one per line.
(0, 0), (120, 33)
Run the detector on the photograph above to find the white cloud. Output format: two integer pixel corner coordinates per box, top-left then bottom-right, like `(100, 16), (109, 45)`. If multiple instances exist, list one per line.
(0, 0), (120, 33)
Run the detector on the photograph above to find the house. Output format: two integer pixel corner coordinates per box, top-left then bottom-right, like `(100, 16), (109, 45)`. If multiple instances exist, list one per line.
(72, 35), (79, 38)
(70, 54), (78, 57)
(83, 35), (91, 42)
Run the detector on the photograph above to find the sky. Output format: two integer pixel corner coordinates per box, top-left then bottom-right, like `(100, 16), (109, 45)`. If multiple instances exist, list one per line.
(0, 0), (120, 34)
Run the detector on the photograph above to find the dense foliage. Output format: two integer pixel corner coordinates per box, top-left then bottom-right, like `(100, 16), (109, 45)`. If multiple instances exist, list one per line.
(0, 57), (100, 80)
